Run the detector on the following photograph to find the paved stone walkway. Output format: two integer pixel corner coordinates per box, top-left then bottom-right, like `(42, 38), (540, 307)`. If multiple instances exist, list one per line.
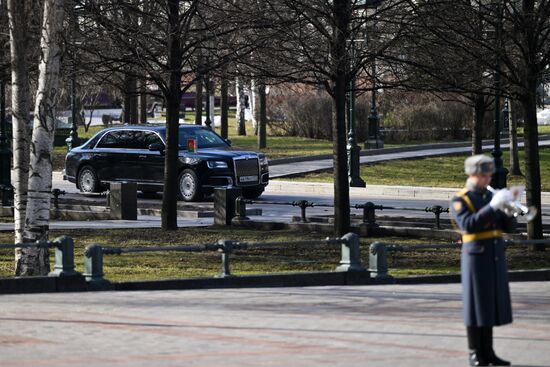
(0, 282), (548, 367)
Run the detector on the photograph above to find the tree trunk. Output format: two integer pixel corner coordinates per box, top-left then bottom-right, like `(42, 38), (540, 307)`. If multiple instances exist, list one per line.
(258, 82), (267, 149)
(220, 75), (228, 139)
(19, 0), (65, 275)
(7, 0), (31, 253)
(139, 78), (147, 124)
(331, 0), (351, 237)
(521, 85), (543, 245)
(250, 79), (258, 135)
(236, 77), (246, 136)
(123, 74), (138, 124)
(161, 0), (182, 231)
(508, 100), (522, 176)
(472, 93), (485, 155)
(194, 75), (203, 125)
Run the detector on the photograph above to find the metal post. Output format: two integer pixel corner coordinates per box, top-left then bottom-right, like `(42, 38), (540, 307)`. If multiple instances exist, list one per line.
(364, 1), (383, 150)
(204, 74), (212, 130)
(49, 236), (79, 277)
(363, 202), (377, 225)
(347, 42), (366, 188)
(336, 232), (365, 272)
(217, 239), (233, 278)
(369, 242), (392, 278)
(83, 244), (107, 283)
(491, 1), (508, 189)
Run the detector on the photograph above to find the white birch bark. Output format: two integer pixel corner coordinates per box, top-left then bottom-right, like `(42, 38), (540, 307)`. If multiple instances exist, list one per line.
(18, 0), (65, 276)
(7, 0), (32, 271)
(250, 79), (258, 135)
(236, 77), (246, 135)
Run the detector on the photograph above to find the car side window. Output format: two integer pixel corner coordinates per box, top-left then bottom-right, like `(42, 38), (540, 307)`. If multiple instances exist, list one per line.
(96, 131), (125, 149)
(142, 131), (164, 149)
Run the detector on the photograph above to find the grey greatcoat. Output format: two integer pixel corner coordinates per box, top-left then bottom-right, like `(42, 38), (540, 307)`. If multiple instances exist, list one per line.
(451, 185), (515, 327)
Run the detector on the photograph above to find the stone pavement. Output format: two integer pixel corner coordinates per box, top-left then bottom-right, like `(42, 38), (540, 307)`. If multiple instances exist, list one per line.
(0, 282), (549, 367)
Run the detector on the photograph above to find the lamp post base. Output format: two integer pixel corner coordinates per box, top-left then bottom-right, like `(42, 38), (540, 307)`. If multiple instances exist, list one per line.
(364, 138), (384, 150)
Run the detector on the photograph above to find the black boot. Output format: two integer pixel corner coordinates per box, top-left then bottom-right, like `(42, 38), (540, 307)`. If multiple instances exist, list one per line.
(482, 327), (511, 366)
(467, 326), (488, 366)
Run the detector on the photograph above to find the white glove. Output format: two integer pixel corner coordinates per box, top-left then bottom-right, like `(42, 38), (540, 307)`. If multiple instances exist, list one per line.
(489, 188), (513, 211)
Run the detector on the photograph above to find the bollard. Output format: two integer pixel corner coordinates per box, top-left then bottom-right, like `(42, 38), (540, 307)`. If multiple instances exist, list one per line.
(109, 182), (137, 220)
(335, 233), (365, 272)
(51, 189), (66, 209)
(233, 196), (249, 221)
(293, 200), (313, 222)
(362, 202), (377, 225)
(49, 236), (79, 277)
(369, 242), (392, 279)
(214, 187), (242, 225)
(426, 205), (447, 229)
(83, 244), (107, 284)
(217, 239), (234, 278)
(0, 184), (13, 206)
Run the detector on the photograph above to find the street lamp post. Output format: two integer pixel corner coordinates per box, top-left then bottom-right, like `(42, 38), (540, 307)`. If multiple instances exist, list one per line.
(347, 42), (366, 188)
(491, 1), (508, 189)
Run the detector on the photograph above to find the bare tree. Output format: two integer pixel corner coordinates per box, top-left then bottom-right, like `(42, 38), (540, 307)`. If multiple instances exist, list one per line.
(16, 0), (65, 275)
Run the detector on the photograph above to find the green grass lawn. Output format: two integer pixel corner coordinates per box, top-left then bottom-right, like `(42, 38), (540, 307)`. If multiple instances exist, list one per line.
(1, 227), (548, 281)
(286, 148), (550, 191)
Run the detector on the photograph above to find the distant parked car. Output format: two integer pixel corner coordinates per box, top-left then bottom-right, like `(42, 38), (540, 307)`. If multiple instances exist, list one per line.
(63, 125), (269, 201)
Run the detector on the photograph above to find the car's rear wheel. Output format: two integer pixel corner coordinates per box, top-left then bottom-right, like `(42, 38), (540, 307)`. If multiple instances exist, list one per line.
(77, 166), (100, 193)
(178, 169), (202, 201)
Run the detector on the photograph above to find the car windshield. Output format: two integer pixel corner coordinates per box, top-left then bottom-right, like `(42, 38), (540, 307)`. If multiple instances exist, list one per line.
(178, 126), (228, 149)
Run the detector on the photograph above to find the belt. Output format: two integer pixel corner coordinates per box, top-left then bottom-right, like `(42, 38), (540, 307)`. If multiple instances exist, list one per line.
(462, 230), (503, 243)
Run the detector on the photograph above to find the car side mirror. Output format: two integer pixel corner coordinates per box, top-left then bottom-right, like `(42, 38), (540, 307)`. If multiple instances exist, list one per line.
(225, 138), (232, 146)
(148, 143), (165, 154)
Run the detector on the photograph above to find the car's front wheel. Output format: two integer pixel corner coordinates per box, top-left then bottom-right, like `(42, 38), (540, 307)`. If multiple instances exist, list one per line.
(77, 165), (100, 193)
(178, 169), (202, 201)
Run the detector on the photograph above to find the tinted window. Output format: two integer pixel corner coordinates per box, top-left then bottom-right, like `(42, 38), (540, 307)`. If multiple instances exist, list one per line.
(96, 131), (127, 148)
(82, 132), (102, 149)
(178, 127), (227, 149)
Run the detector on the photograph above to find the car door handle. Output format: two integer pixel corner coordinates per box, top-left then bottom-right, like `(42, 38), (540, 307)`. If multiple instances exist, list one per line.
(138, 155), (148, 159)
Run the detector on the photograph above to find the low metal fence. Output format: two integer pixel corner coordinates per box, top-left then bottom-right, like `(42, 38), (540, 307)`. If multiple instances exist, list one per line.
(0, 236), (78, 277)
(369, 239), (550, 278)
(84, 232), (364, 284)
(234, 197), (449, 228)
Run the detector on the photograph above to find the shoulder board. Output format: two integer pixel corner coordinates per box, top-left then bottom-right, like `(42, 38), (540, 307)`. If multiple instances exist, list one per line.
(454, 188), (475, 212)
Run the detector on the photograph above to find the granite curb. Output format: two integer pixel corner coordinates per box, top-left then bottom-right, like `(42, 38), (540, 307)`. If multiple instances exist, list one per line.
(1, 269), (549, 295)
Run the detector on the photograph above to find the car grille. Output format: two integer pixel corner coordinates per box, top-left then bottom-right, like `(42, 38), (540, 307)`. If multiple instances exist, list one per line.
(233, 157), (259, 186)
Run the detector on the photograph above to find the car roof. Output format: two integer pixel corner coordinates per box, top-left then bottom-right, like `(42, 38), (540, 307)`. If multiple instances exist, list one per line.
(101, 124), (209, 133)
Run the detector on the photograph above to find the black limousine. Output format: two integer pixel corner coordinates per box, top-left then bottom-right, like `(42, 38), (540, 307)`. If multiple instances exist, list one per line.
(63, 125), (269, 201)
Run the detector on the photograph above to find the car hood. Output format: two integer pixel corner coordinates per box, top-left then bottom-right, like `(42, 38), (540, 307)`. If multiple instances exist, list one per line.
(178, 147), (261, 159)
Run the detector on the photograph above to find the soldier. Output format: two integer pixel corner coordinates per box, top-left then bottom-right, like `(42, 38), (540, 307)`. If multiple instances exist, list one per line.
(451, 155), (516, 366)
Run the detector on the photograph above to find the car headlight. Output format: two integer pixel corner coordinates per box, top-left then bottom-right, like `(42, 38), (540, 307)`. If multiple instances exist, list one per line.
(207, 160), (228, 169)
(259, 155), (268, 166)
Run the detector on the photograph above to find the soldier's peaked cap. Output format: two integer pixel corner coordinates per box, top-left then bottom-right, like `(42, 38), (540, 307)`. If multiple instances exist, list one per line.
(464, 154), (495, 175)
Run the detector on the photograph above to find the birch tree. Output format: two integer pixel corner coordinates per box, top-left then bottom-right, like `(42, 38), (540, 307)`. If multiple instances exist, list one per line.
(16, 0), (65, 275)
(7, 0), (33, 270)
